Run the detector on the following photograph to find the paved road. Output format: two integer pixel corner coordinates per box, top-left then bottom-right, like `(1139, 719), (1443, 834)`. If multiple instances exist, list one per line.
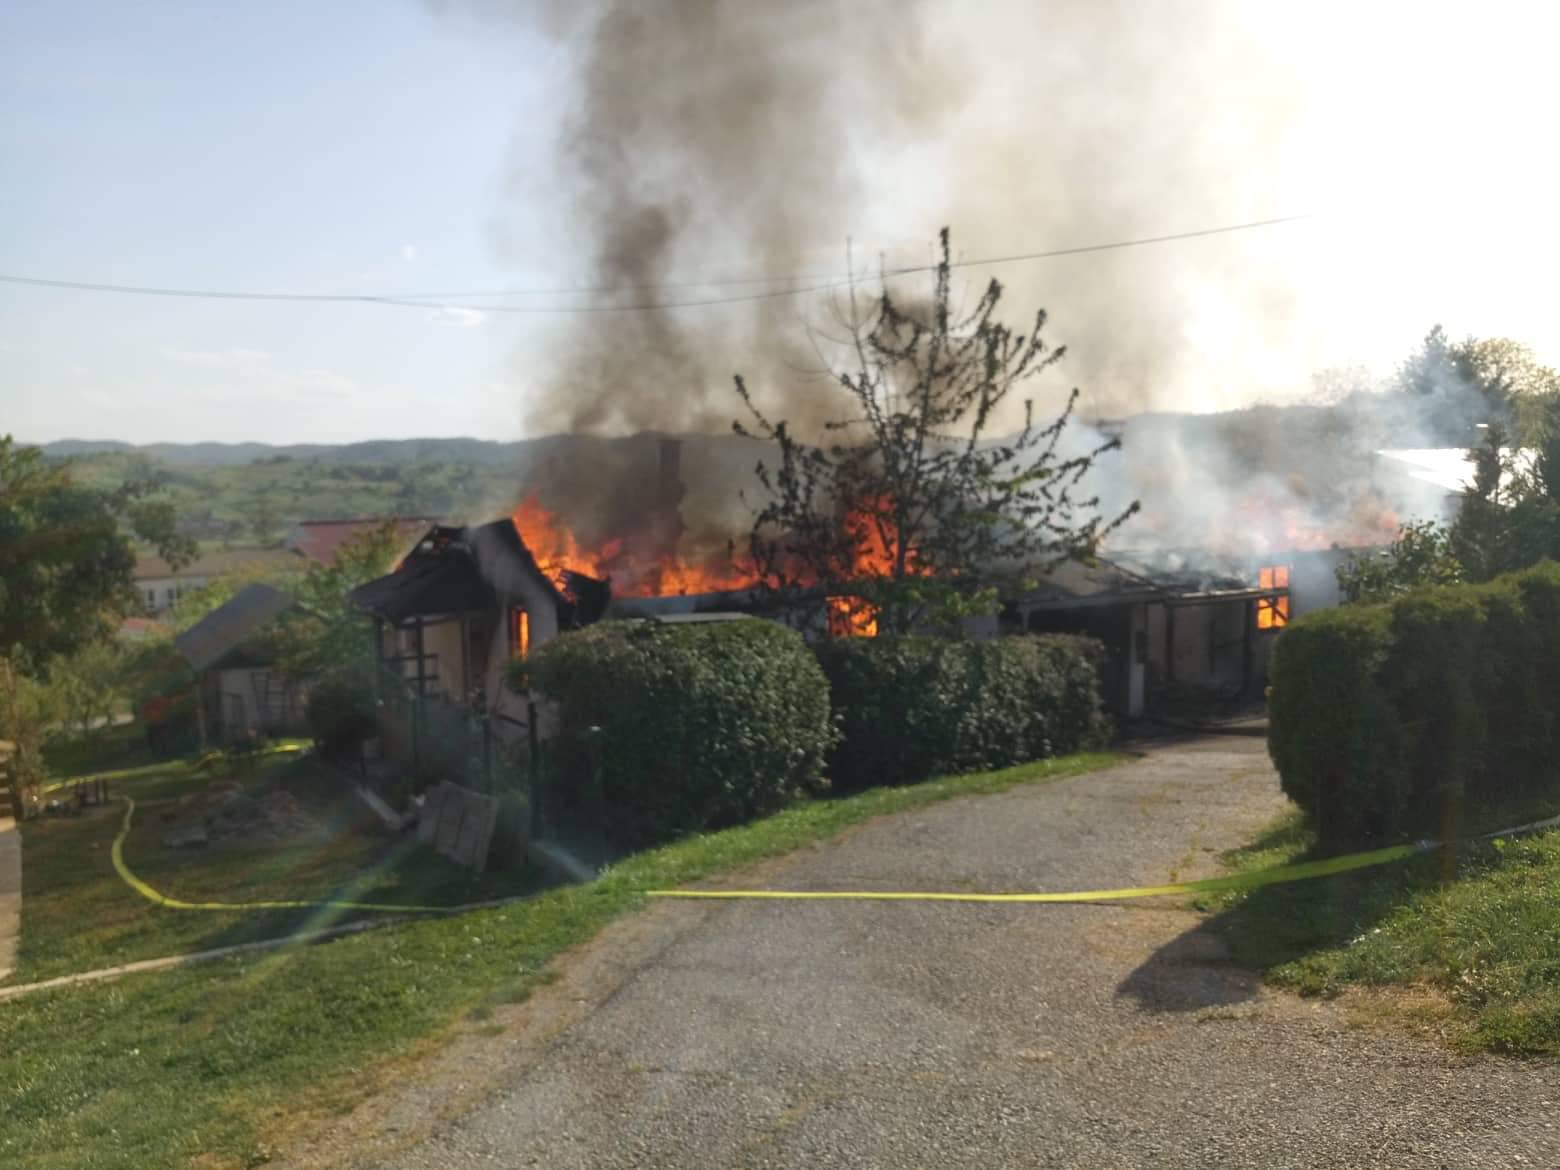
(331, 738), (1560, 1169)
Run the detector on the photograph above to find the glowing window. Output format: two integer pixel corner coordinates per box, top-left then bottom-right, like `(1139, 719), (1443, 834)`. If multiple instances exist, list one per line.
(1256, 565), (1291, 630)
(512, 609), (530, 659)
(826, 596), (879, 638)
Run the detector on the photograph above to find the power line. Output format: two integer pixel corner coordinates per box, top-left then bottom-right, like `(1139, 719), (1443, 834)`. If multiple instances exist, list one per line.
(0, 215), (1308, 315)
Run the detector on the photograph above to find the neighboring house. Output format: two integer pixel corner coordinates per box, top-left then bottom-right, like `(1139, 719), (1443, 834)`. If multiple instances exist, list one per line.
(134, 547), (304, 615)
(1012, 556), (1291, 718)
(171, 583), (307, 744)
(284, 516), (439, 566)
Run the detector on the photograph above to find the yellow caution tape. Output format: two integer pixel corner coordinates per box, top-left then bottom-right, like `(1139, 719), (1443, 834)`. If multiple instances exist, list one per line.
(647, 842), (1428, 903)
(111, 796), (456, 915)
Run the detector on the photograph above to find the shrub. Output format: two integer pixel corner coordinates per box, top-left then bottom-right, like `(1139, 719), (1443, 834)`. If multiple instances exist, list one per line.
(814, 634), (1110, 791)
(1267, 604), (1402, 847)
(1269, 560), (1560, 850)
(527, 619), (835, 846)
(305, 669), (377, 759)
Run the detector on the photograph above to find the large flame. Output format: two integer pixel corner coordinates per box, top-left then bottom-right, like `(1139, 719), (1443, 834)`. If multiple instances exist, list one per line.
(511, 494), (751, 598)
(511, 491), (927, 633)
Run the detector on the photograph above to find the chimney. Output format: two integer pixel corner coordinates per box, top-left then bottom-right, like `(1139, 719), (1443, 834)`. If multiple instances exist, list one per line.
(657, 437), (685, 512)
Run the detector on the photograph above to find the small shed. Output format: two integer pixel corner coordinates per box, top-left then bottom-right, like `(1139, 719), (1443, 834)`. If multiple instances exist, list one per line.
(173, 583), (305, 743)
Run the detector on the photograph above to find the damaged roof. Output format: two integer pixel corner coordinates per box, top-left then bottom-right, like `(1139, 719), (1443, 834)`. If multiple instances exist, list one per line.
(349, 520), (564, 623)
(1018, 557), (1167, 611)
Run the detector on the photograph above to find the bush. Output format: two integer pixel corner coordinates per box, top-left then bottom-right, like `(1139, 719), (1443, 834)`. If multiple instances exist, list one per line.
(1269, 561), (1560, 850)
(814, 634), (1110, 791)
(527, 619), (835, 846)
(305, 669), (377, 758)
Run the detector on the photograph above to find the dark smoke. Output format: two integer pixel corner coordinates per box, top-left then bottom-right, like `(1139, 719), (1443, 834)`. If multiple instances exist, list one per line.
(440, 2), (1469, 566)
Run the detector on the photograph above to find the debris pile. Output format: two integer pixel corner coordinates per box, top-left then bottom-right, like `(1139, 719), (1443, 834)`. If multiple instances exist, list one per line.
(162, 787), (320, 849)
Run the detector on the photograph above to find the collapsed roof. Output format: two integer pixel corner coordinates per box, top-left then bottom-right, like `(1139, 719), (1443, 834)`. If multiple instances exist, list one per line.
(349, 520), (606, 627)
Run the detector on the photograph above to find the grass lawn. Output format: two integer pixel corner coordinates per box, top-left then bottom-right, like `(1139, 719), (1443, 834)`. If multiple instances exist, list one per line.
(0, 748), (1124, 1170)
(1202, 807), (1560, 1056)
(14, 733), (548, 984)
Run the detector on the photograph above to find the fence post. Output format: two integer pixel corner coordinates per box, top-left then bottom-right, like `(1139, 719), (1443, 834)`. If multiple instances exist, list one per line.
(411, 696), (421, 784)
(527, 698), (540, 838)
(1439, 780), (1464, 886)
(483, 714), (493, 793)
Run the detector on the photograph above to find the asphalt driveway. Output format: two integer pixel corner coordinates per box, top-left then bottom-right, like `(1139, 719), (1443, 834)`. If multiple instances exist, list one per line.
(316, 736), (1560, 1169)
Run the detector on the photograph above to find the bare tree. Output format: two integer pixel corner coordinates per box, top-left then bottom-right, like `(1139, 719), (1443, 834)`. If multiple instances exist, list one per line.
(734, 228), (1138, 636)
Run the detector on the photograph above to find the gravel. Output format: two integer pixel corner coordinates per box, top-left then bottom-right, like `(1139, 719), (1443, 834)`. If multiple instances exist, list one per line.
(361, 736), (1560, 1169)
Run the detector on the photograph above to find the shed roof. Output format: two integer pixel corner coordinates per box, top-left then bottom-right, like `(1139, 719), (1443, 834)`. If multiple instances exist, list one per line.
(1017, 557), (1167, 611)
(349, 520), (563, 624)
(173, 583), (296, 672)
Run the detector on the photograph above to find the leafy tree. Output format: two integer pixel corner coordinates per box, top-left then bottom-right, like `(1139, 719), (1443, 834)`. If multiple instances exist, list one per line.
(1395, 326), (1560, 446)
(1455, 337), (1560, 445)
(271, 521), (401, 679)
(734, 228), (1138, 636)
(1448, 422), (1518, 581)
(1336, 519), (1464, 603)
(0, 655), (56, 807)
(0, 436), (195, 663)
(46, 638), (129, 737)
(1339, 405), (1560, 602)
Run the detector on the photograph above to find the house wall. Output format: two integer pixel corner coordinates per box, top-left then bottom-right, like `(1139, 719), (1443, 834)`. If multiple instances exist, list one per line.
(213, 668), (301, 738)
(1287, 549), (1345, 617)
(137, 574), (210, 614)
(382, 616), (469, 701)
(485, 575), (562, 736)
(1146, 600), (1263, 695)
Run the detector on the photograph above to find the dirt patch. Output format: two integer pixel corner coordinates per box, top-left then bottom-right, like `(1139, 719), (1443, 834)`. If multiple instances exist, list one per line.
(161, 786), (324, 850)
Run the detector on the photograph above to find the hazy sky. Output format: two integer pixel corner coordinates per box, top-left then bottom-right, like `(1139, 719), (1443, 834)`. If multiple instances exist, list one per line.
(6, 1), (1560, 445)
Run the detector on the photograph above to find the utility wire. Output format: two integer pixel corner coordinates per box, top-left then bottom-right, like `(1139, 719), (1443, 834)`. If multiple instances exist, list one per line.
(0, 214), (1308, 314)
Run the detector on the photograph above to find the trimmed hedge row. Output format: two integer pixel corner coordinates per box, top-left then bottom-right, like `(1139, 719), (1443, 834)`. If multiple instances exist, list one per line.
(529, 622), (1112, 845)
(814, 634), (1111, 791)
(1268, 561), (1560, 850)
(528, 619), (836, 846)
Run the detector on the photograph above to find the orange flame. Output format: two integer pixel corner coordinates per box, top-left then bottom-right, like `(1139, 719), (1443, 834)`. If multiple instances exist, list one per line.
(510, 491), (927, 624)
(511, 494), (751, 599)
(826, 595), (880, 638)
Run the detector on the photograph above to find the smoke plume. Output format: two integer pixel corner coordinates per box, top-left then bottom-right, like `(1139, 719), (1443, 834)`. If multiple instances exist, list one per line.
(437, 1), (1548, 567)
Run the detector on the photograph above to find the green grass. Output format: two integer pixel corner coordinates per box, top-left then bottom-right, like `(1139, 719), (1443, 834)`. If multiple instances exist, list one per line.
(1205, 807), (1560, 1055)
(13, 747), (546, 984)
(40, 720), (158, 780)
(0, 749), (1122, 1170)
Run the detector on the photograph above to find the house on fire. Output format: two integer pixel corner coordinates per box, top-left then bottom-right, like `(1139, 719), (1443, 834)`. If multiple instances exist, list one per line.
(348, 519), (608, 734)
(1009, 555), (1297, 719)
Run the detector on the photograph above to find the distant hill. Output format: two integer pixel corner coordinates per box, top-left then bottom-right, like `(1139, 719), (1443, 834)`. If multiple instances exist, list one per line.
(30, 397), (1444, 554)
(38, 436), (527, 468)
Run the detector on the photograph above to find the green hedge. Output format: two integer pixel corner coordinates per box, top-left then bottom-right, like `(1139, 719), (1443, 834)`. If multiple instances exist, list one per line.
(814, 634), (1111, 791)
(527, 619), (835, 846)
(1269, 561), (1560, 849)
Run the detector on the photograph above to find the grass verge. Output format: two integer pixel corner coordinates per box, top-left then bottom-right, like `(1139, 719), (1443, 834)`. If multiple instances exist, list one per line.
(0, 749), (1121, 1170)
(13, 746), (545, 984)
(1204, 807), (1560, 1056)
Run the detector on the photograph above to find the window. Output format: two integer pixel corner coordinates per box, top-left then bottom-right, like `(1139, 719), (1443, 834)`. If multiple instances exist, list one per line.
(1256, 565), (1291, 629)
(145, 588), (157, 611)
(511, 608), (530, 659)
(826, 596), (879, 638)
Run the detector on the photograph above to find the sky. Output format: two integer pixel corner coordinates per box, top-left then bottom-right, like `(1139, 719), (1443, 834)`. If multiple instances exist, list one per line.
(5, 1), (1560, 445)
